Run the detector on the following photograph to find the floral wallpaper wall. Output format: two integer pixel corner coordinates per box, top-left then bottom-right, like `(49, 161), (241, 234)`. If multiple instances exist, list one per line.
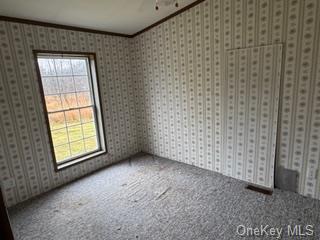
(132, 0), (320, 199)
(0, 21), (140, 207)
(1, 0), (320, 207)
(223, 44), (283, 188)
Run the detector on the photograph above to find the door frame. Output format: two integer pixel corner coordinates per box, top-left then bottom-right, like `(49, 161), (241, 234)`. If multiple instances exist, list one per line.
(0, 188), (15, 240)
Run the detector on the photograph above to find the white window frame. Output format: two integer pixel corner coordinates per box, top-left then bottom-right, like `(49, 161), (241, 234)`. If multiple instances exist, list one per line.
(34, 51), (107, 170)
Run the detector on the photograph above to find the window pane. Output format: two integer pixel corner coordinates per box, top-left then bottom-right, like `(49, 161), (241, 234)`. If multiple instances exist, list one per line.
(83, 122), (96, 138)
(54, 144), (71, 162)
(84, 137), (98, 152)
(54, 59), (72, 75)
(45, 95), (62, 112)
(58, 76), (74, 93)
(51, 128), (68, 146)
(61, 93), (78, 109)
(48, 112), (66, 130)
(77, 92), (92, 107)
(71, 59), (87, 75)
(67, 125), (83, 142)
(42, 77), (60, 95)
(74, 76), (89, 91)
(70, 140), (85, 156)
(80, 107), (94, 123)
(37, 54), (104, 165)
(38, 58), (56, 76)
(65, 109), (80, 126)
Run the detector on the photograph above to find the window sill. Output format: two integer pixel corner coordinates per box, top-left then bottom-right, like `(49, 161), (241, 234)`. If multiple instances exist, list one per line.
(55, 150), (107, 171)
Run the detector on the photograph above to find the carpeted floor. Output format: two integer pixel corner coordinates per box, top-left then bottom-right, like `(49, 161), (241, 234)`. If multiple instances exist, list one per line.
(9, 153), (320, 240)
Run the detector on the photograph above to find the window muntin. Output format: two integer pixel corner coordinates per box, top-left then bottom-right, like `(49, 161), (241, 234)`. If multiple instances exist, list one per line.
(36, 53), (105, 166)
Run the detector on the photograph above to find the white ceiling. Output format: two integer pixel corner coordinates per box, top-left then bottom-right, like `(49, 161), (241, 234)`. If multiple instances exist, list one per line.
(0, 0), (198, 35)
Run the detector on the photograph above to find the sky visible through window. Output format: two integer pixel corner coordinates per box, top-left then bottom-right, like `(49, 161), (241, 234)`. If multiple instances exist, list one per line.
(38, 56), (99, 162)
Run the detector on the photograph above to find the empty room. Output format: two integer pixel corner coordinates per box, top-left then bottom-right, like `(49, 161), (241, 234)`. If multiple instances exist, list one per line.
(0, 0), (320, 239)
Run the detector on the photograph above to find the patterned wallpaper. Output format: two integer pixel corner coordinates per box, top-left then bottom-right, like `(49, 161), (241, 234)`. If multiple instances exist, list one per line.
(223, 45), (282, 188)
(1, 0), (320, 207)
(0, 21), (140, 207)
(132, 0), (320, 199)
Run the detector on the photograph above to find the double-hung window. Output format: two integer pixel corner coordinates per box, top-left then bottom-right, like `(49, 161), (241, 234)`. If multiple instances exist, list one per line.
(35, 51), (106, 170)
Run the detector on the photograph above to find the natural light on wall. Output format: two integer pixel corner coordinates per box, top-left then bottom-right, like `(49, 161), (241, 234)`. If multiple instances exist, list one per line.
(35, 52), (106, 169)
